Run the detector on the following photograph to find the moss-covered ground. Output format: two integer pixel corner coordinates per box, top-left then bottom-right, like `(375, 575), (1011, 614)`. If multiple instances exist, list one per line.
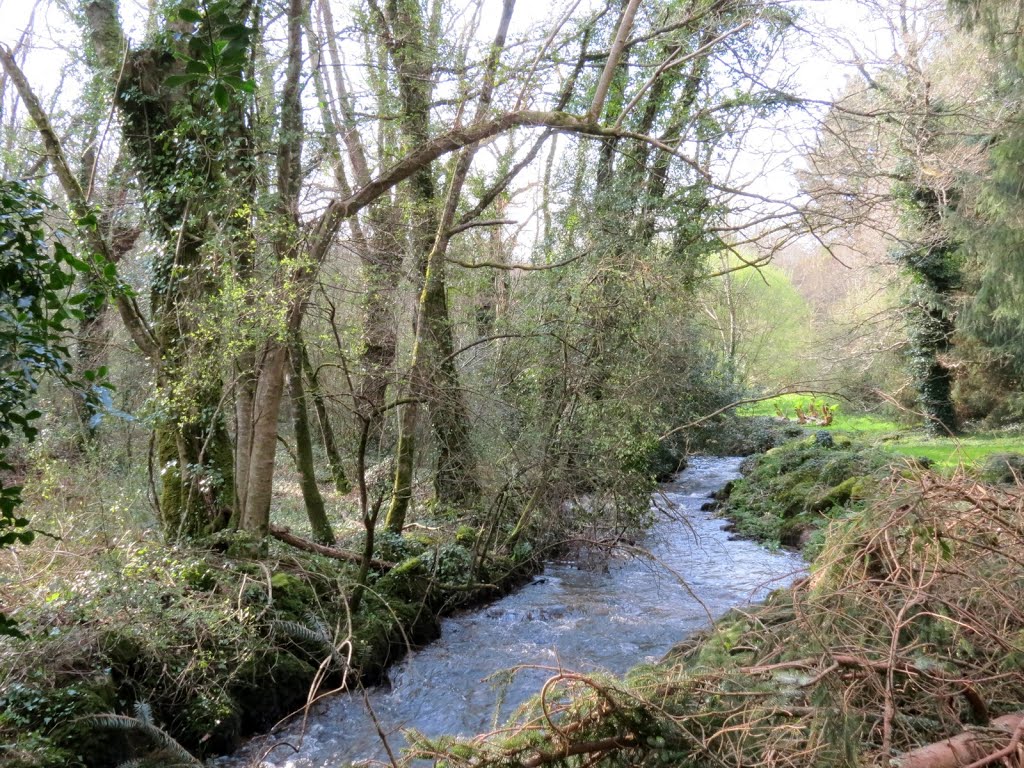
(716, 433), (891, 554)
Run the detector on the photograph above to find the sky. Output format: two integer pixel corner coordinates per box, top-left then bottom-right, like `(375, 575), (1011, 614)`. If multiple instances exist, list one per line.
(0, 0), (923, 248)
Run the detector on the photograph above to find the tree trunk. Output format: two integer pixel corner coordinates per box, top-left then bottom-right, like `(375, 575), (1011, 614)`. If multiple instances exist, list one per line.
(80, 0), (239, 540)
(288, 332), (336, 544)
(384, 398), (418, 533)
(300, 343), (349, 494)
(235, 0), (307, 540)
(238, 342), (288, 539)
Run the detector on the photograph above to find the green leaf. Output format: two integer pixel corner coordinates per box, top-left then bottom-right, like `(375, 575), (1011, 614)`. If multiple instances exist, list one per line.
(213, 82), (230, 110)
(185, 59), (210, 75)
(76, 211), (98, 229)
(220, 24), (253, 38)
(177, 8), (202, 23)
(164, 73), (201, 88)
(63, 254), (89, 271)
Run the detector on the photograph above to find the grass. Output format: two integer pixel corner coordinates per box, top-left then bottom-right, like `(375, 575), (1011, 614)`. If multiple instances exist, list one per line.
(737, 394), (902, 435)
(883, 434), (1024, 472)
(737, 394), (1023, 473)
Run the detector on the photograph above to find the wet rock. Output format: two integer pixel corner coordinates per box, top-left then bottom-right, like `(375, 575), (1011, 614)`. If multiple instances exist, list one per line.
(710, 480), (735, 501)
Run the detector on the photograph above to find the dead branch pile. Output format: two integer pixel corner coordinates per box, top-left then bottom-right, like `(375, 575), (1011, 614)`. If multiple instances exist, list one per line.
(405, 471), (1024, 767)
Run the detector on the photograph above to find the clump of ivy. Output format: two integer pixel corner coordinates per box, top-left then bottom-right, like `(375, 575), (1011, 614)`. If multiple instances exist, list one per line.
(0, 179), (109, 637)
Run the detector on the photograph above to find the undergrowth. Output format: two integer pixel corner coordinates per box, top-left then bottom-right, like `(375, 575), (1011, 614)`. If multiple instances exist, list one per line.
(0, 521), (531, 767)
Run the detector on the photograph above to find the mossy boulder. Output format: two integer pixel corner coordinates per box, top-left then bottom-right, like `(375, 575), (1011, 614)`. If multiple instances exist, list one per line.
(980, 452), (1024, 484)
(376, 556), (432, 604)
(174, 687), (241, 755)
(720, 437), (888, 553)
(268, 571), (319, 620)
(810, 476), (865, 512)
(231, 650), (315, 734)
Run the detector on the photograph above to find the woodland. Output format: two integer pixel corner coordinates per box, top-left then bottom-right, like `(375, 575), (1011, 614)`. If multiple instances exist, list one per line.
(0, 0), (1023, 765)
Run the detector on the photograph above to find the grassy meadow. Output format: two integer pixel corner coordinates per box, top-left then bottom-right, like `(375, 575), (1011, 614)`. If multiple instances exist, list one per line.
(738, 394), (1022, 472)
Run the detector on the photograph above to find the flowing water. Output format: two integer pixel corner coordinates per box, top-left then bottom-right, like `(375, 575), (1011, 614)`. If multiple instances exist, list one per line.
(222, 456), (803, 767)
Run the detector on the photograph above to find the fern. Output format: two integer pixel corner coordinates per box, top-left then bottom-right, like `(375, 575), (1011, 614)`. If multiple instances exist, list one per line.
(272, 617), (347, 666)
(87, 713), (201, 766)
(133, 700), (154, 725)
(303, 610), (330, 639)
(273, 618), (330, 647)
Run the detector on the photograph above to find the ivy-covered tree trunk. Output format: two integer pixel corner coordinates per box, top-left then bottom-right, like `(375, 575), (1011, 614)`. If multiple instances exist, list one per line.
(895, 186), (961, 436)
(899, 238), (960, 436)
(84, 0), (242, 538)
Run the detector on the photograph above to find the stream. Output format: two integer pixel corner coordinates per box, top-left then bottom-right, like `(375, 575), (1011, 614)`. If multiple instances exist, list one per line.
(222, 456), (804, 767)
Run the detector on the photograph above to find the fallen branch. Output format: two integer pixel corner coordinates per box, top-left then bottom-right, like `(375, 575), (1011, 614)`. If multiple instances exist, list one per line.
(269, 526), (394, 572)
(896, 713), (1023, 768)
(521, 734), (638, 767)
(831, 654), (989, 724)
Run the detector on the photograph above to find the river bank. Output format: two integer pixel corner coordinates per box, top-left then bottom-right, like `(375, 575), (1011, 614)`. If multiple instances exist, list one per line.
(2, 415), (800, 767)
(0, 509), (541, 766)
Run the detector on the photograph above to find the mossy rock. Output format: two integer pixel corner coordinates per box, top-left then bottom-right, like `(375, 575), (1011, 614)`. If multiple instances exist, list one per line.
(810, 476), (863, 512)
(172, 687), (241, 756)
(779, 480), (817, 517)
(231, 651), (315, 734)
(721, 437), (888, 552)
(375, 556), (431, 604)
(350, 595), (440, 682)
(268, 571), (319, 620)
(479, 554), (523, 588)
(454, 525), (478, 546)
(980, 452), (1024, 484)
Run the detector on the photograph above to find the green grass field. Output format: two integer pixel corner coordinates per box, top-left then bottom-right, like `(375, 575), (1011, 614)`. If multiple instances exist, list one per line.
(737, 394), (1023, 472)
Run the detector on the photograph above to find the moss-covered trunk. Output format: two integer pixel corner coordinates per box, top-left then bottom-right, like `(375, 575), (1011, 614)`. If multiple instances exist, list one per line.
(83, 0), (247, 539)
(288, 332), (335, 544)
(300, 343), (349, 494)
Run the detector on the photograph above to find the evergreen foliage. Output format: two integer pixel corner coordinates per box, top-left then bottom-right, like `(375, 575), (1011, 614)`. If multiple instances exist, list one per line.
(0, 179), (102, 636)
